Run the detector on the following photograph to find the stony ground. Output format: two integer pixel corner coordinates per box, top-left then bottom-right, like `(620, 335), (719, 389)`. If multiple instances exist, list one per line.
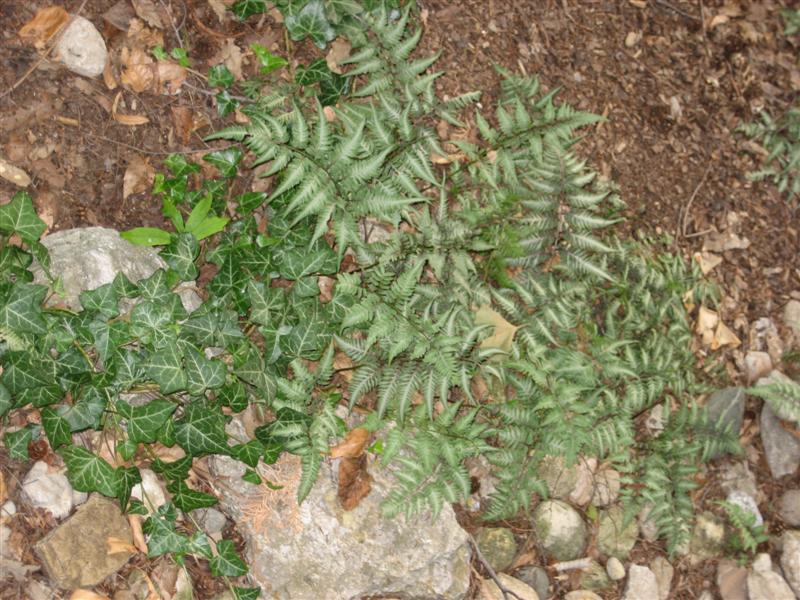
(0, 1), (799, 599)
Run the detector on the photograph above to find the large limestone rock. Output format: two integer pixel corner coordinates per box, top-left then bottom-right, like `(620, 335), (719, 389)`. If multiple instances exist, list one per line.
(531, 500), (587, 561)
(208, 450), (471, 599)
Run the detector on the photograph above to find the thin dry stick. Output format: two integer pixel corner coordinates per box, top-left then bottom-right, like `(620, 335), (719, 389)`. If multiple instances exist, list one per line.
(679, 164), (712, 238)
(468, 535), (526, 600)
(0, 0), (91, 101)
(655, 0), (701, 21)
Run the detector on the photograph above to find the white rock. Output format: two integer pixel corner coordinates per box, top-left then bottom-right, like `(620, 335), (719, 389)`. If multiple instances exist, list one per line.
(532, 500), (588, 561)
(564, 592), (602, 600)
(749, 317), (784, 365)
(568, 457), (597, 507)
(696, 592), (714, 600)
(195, 507), (227, 536)
(781, 531), (800, 598)
(130, 469), (167, 514)
(744, 351), (773, 383)
(606, 556), (626, 580)
(0, 525), (11, 558)
(1, 501), (16, 518)
(747, 553), (795, 600)
(726, 490), (763, 527)
(480, 574), (539, 600)
(785, 300), (800, 341)
(649, 556), (674, 600)
(623, 565), (659, 600)
(590, 468), (620, 507)
(21, 461), (87, 520)
(54, 16), (108, 78)
(778, 490), (800, 526)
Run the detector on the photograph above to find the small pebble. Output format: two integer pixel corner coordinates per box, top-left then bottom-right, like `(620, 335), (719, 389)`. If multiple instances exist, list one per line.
(606, 556), (626, 581)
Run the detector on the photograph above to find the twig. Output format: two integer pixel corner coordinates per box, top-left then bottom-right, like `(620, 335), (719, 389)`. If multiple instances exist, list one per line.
(82, 132), (236, 156)
(654, 0), (701, 21)
(0, 0), (91, 101)
(552, 557), (593, 571)
(184, 81), (251, 103)
(679, 164), (712, 238)
(468, 534), (525, 600)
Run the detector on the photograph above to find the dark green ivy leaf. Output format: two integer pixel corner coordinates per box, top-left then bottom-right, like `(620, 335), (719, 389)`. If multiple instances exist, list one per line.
(0, 283), (47, 335)
(210, 539), (248, 577)
(126, 399), (177, 443)
(4, 426), (33, 460)
(183, 345), (226, 396)
(167, 480), (218, 511)
(0, 191), (47, 242)
(60, 446), (118, 497)
(250, 44), (288, 74)
(142, 511), (189, 558)
(116, 438), (138, 461)
(230, 440), (265, 467)
(161, 234), (199, 281)
(242, 468), (261, 484)
(164, 154), (200, 177)
(79, 282), (119, 318)
(231, 0), (266, 20)
(116, 466), (142, 511)
(174, 402), (230, 456)
(0, 384), (11, 418)
(233, 587), (262, 600)
(203, 148), (242, 178)
(146, 340), (186, 394)
(217, 380), (248, 413)
(41, 407), (72, 448)
(284, 0), (335, 48)
(187, 531), (213, 559)
(128, 499), (148, 515)
(215, 90), (238, 117)
(151, 455), (193, 481)
(208, 64), (234, 88)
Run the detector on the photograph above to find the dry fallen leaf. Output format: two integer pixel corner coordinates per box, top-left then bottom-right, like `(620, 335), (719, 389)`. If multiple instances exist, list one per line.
(132, 0), (164, 29)
(323, 106), (337, 122)
(19, 6), (70, 48)
(318, 275), (335, 303)
(0, 159), (31, 187)
(695, 305), (719, 347)
(103, 60), (119, 90)
(69, 591), (110, 600)
(106, 536), (138, 555)
(474, 304), (520, 352)
(210, 38), (245, 80)
(128, 514), (148, 554)
(123, 156), (154, 199)
(112, 92), (150, 126)
(712, 321), (741, 350)
(156, 60), (187, 94)
(338, 453), (372, 511)
(0, 471), (6, 506)
(120, 46), (154, 92)
(326, 38), (351, 74)
(331, 427), (371, 459)
(207, 0), (228, 22)
(693, 251), (722, 275)
(127, 17), (164, 48)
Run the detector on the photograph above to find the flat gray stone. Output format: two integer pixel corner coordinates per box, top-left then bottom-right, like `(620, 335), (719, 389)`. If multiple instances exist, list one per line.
(778, 490), (800, 526)
(623, 565), (658, 600)
(208, 451), (470, 599)
(513, 565), (550, 600)
(747, 553), (795, 600)
(760, 403), (800, 478)
(34, 495), (133, 589)
(707, 387), (745, 436)
(781, 531), (800, 598)
(474, 527), (517, 572)
(54, 16), (107, 77)
(532, 500), (587, 562)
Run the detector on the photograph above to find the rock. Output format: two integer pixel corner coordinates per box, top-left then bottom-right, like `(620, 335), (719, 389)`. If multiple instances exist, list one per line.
(719, 462), (760, 501)
(744, 352), (773, 383)
(749, 317), (784, 365)
(130, 468), (167, 514)
(637, 503), (659, 543)
(0, 525), (10, 558)
(689, 512), (726, 563)
(590, 468), (620, 507)
(531, 500), (587, 561)
(623, 565), (659, 600)
(195, 507), (227, 536)
(32, 227), (201, 312)
(21, 461), (87, 520)
(0, 158), (31, 187)
(568, 457), (598, 507)
(785, 300), (800, 341)
(760, 403), (800, 478)
(747, 553), (795, 600)
(578, 560), (611, 590)
(1, 501), (16, 518)
(706, 387), (746, 436)
(539, 455), (579, 500)
(781, 531), (800, 597)
(480, 574), (539, 600)
(54, 16), (108, 77)
(716, 559), (748, 600)
(778, 490), (800, 526)
(597, 504), (638, 559)
(35, 495), (133, 588)
(208, 452), (471, 599)
(696, 592), (714, 600)
(757, 370), (800, 425)
(564, 592), (602, 600)
(606, 556), (626, 581)
(513, 566), (550, 600)
(644, 404), (667, 436)
(725, 490), (763, 527)
(649, 556), (674, 600)
(474, 527), (517, 573)
(174, 568), (193, 600)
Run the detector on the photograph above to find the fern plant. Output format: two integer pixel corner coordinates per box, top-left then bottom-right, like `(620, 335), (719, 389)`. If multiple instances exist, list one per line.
(0, 0), (737, 575)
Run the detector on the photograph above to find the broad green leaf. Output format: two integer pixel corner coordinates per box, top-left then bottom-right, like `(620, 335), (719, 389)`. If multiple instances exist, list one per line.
(0, 191), (47, 241)
(0, 384), (11, 418)
(231, 0), (266, 19)
(126, 399), (177, 443)
(128, 499), (148, 515)
(174, 402), (229, 456)
(146, 340), (186, 394)
(210, 539), (248, 577)
(233, 587), (262, 600)
(0, 283), (47, 335)
(152, 455), (193, 481)
(242, 469), (261, 484)
(161, 234), (199, 281)
(137, 270), (172, 303)
(17, 385), (61, 408)
(4, 426), (33, 460)
(217, 381), (248, 413)
(116, 466), (142, 510)
(187, 531), (213, 558)
(247, 280), (285, 326)
(2, 352), (55, 393)
(41, 407), (72, 448)
(250, 44), (288, 74)
(295, 59), (330, 85)
(236, 191), (267, 215)
(190, 216), (229, 241)
(278, 247), (337, 280)
(284, 0), (335, 48)
(121, 227), (172, 247)
(90, 319), (130, 363)
(208, 64), (234, 88)
(60, 446), (118, 497)
(116, 439), (138, 461)
(164, 154), (200, 177)
(79, 283), (119, 318)
(231, 440), (265, 467)
(143, 512), (188, 557)
(184, 195), (212, 234)
(203, 148), (242, 178)
(167, 480), (218, 511)
(183, 345), (226, 396)
(215, 90), (238, 117)
(234, 347), (276, 396)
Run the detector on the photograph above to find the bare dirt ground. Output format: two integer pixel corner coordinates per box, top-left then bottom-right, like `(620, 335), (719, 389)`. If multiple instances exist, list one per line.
(0, 0), (798, 598)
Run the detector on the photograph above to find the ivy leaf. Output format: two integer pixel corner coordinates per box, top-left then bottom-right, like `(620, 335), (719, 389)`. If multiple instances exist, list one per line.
(161, 234), (199, 281)
(174, 402), (230, 456)
(17, 384), (61, 408)
(247, 280), (285, 326)
(121, 227), (172, 247)
(60, 446), (118, 497)
(278, 247), (338, 280)
(208, 64), (234, 88)
(79, 282), (119, 318)
(164, 154), (201, 177)
(284, 0), (335, 48)
(230, 440), (265, 467)
(146, 340), (186, 394)
(233, 587), (262, 600)
(234, 346), (276, 397)
(187, 531), (213, 558)
(0, 283), (47, 335)
(215, 90), (238, 117)
(0, 191), (47, 241)
(152, 455), (193, 481)
(126, 399), (177, 443)
(116, 439), (138, 461)
(203, 148), (242, 178)
(143, 511), (189, 557)
(59, 386), (108, 431)
(4, 426), (33, 460)
(285, 312), (330, 359)
(250, 44), (288, 74)
(41, 407), (72, 448)
(116, 466), (142, 511)
(231, 0), (266, 20)
(128, 499), (148, 515)
(242, 469), (261, 484)
(295, 59), (329, 85)
(218, 381), (248, 413)
(210, 539), (248, 577)
(167, 480), (218, 511)
(183, 345), (226, 396)
(0, 384), (12, 418)
(319, 72), (349, 106)
(235, 191), (267, 215)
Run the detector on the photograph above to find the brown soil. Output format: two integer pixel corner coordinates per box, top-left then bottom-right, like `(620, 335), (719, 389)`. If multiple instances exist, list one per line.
(0, 0), (798, 598)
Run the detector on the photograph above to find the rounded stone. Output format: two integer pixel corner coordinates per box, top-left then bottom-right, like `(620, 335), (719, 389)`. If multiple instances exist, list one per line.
(532, 500), (587, 561)
(597, 504), (638, 560)
(54, 16), (108, 78)
(579, 560), (611, 590)
(778, 489), (800, 526)
(474, 527), (518, 572)
(513, 565), (550, 600)
(21, 461), (86, 520)
(606, 556), (626, 581)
